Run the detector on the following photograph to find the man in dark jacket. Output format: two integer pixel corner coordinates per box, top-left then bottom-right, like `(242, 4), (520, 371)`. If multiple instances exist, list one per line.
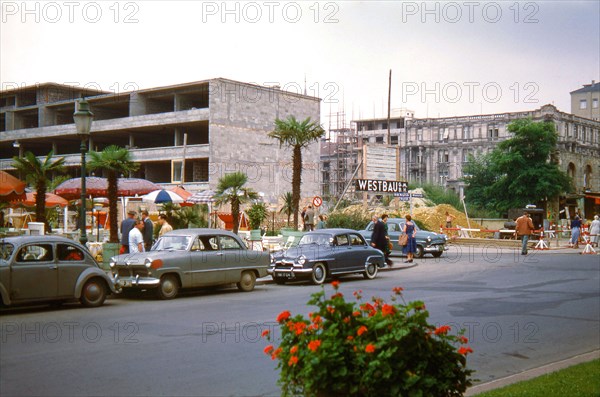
(141, 210), (154, 251)
(370, 214), (392, 265)
(120, 210), (137, 254)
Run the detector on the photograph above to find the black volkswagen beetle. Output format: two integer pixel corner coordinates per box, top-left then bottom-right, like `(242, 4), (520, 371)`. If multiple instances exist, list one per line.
(269, 228), (385, 285)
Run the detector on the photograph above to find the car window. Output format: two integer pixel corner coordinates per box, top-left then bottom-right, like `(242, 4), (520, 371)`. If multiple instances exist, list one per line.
(0, 243), (14, 261)
(16, 244), (53, 263)
(57, 244), (84, 261)
(191, 237), (205, 251)
(387, 223), (398, 232)
(154, 236), (191, 251)
(219, 236), (242, 250)
(335, 234), (350, 246)
(349, 233), (366, 246)
(299, 234), (331, 246)
(366, 223), (374, 231)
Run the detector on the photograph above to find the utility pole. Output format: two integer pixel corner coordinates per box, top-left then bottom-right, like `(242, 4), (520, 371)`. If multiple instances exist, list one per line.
(387, 69), (392, 145)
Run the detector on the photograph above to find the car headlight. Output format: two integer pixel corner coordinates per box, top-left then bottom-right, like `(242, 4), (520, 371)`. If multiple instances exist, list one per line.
(427, 236), (432, 243)
(109, 261), (116, 268)
(297, 255), (306, 265)
(145, 258), (163, 269)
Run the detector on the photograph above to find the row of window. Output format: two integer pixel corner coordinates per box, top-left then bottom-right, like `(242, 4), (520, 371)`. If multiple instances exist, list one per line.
(579, 98), (599, 110)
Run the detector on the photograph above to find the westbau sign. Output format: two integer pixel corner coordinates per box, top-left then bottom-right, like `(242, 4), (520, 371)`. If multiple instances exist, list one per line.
(355, 179), (408, 193)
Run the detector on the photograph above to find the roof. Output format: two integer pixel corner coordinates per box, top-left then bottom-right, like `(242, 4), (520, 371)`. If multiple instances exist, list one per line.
(570, 81), (600, 94)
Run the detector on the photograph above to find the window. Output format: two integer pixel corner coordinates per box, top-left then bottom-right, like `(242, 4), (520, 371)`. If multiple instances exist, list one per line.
(58, 244), (84, 261)
(171, 160), (183, 183)
(488, 127), (499, 140)
(349, 234), (365, 246)
(390, 135), (398, 145)
(17, 244), (53, 262)
(417, 129), (423, 141)
(593, 98), (598, 109)
(335, 234), (349, 246)
(580, 99), (587, 109)
(219, 236), (242, 250)
(375, 136), (384, 143)
(463, 126), (471, 140)
(438, 128), (444, 141)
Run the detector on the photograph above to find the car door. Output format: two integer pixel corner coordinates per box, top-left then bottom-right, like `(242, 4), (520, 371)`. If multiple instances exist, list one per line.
(218, 235), (245, 283)
(347, 232), (372, 270)
(11, 243), (58, 301)
(387, 221), (402, 252)
(331, 233), (355, 273)
(190, 235), (224, 286)
(56, 243), (88, 297)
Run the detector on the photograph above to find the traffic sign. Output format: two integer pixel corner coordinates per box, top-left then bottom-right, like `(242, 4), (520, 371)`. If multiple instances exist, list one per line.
(411, 193), (424, 198)
(399, 196), (410, 202)
(312, 196), (323, 207)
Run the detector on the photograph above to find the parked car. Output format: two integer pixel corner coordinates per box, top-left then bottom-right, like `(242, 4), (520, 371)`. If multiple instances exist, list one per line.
(0, 236), (116, 308)
(358, 218), (447, 258)
(269, 228), (385, 285)
(110, 229), (270, 299)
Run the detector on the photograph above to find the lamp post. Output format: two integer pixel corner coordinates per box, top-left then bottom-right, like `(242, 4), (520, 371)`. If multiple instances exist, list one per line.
(74, 98), (94, 245)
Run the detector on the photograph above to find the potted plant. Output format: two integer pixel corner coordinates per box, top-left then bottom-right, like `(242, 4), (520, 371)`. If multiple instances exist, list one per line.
(247, 202), (268, 240)
(263, 282), (474, 397)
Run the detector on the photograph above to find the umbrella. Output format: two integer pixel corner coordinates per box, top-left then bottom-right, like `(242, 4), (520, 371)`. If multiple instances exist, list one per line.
(10, 192), (69, 208)
(186, 189), (216, 204)
(171, 186), (192, 200)
(55, 177), (160, 200)
(0, 170), (27, 202)
(142, 189), (184, 204)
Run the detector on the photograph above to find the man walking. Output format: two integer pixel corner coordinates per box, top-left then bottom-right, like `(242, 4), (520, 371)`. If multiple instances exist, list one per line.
(304, 205), (315, 231)
(129, 219), (145, 253)
(370, 214), (392, 265)
(141, 210), (154, 251)
(120, 210), (136, 254)
(515, 211), (534, 255)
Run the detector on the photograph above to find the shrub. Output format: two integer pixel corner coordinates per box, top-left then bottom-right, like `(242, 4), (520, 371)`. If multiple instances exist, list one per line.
(326, 211), (370, 230)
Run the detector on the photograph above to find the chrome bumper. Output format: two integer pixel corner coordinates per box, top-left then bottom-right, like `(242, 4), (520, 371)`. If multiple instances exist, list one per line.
(114, 274), (161, 288)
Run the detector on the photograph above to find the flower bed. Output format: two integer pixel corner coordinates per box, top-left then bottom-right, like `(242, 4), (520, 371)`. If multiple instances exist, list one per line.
(263, 282), (474, 396)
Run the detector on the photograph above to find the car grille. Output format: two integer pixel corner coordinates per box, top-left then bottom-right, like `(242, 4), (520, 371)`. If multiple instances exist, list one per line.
(116, 268), (149, 277)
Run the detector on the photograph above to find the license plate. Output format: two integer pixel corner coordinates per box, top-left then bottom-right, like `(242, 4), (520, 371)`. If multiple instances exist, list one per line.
(119, 280), (132, 287)
(280, 272), (293, 279)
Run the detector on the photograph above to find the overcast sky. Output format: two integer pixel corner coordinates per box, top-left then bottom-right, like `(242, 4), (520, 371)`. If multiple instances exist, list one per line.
(1, 1), (599, 128)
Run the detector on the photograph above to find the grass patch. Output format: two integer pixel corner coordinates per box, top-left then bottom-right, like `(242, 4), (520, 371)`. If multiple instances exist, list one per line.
(474, 359), (600, 396)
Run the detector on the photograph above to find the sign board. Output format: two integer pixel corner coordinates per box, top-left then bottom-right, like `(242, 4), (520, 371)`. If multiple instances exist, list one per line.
(363, 144), (399, 181)
(312, 196), (323, 207)
(355, 179), (408, 194)
(399, 196), (410, 202)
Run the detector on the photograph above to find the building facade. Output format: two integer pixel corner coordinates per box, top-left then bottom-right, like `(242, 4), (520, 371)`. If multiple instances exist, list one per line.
(0, 79), (321, 203)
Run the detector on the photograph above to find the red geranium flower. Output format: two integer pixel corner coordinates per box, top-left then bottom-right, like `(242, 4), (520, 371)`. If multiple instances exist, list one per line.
(381, 304), (396, 316)
(331, 280), (340, 289)
(458, 346), (473, 355)
(271, 347), (283, 360)
(459, 336), (469, 344)
(261, 329), (270, 338)
(434, 325), (451, 335)
(277, 310), (291, 323)
(308, 340), (321, 352)
(264, 345), (274, 355)
(357, 325), (368, 336)
(365, 344), (376, 353)
(288, 356), (299, 366)
(290, 345), (298, 354)
(393, 286), (404, 294)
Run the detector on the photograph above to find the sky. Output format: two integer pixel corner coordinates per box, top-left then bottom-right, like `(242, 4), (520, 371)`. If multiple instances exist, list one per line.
(1, 1), (599, 129)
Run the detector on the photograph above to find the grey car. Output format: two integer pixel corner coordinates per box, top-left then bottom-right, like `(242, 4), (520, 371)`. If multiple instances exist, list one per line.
(359, 218), (448, 258)
(269, 228), (385, 285)
(0, 236), (116, 308)
(110, 229), (270, 299)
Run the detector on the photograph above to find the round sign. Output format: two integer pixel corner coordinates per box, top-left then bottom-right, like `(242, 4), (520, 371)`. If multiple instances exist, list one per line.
(312, 196), (323, 207)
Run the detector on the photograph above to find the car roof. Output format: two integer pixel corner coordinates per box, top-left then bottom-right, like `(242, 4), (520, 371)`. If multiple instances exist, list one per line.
(1, 235), (83, 245)
(306, 228), (362, 235)
(162, 228), (240, 238)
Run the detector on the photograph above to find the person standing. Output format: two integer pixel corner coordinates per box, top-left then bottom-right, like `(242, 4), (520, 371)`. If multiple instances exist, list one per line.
(157, 214), (173, 237)
(515, 211), (535, 255)
(305, 205), (315, 231)
(589, 215), (600, 247)
(570, 215), (582, 248)
(120, 210), (136, 254)
(316, 214), (327, 229)
(402, 214), (417, 263)
(371, 214), (392, 265)
(445, 211), (456, 229)
(301, 207), (307, 231)
(128, 219), (145, 253)
(141, 210), (154, 251)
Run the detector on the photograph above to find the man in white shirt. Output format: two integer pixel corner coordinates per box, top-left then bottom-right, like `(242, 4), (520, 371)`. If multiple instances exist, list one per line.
(128, 220), (145, 253)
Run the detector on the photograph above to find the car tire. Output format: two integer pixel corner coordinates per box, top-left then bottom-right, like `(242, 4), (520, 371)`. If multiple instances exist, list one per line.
(311, 263), (327, 285)
(80, 278), (107, 307)
(363, 263), (378, 280)
(432, 251), (443, 258)
(157, 274), (179, 300)
(237, 271), (257, 292)
(415, 245), (424, 259)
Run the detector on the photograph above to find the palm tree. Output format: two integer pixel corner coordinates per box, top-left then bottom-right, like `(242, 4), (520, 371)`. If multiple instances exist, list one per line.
(279, 192), (294, 226)
(268, 116), (325, 229)
(214, 172), (258, 234)
(12, 151), (66, 231)
(88, 146), (139, 243)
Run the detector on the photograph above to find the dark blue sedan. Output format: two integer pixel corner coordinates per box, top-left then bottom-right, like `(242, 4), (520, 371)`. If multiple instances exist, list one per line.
(268, 228), (386, 285)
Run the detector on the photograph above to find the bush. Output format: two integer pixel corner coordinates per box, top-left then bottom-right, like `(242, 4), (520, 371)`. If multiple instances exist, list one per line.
(247, 202), (268, 229)
(263, 283), (474, 397)
(325, 211), (370, 230)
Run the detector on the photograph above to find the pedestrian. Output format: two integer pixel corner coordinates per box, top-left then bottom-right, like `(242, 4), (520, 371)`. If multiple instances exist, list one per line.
(570, 215), (582, 248)
(157, 214), (173, 237)
(120, 210), (137, 254)
(301, 206), (307, 231)
(515, 211), (534, 255)
(445, 211), (456, 229)
(128, 219), (145, 253)
(371, 214), (392, 266)
(402, 214), (417, 263)
(141, 210), (154, 251)
(305, 205), (315, 231)
(590, 215), (600, 247)
(316, 214), (327, 229)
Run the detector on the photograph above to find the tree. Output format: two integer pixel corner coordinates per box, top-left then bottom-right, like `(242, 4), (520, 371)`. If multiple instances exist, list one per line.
(463, 119), (572, 214)
(88, 146), (139, 243)
(268, 116), (325, 229)
(213, 172), (258, 234)
(12, 151), (66, 231)
(279, 192), (294, 226)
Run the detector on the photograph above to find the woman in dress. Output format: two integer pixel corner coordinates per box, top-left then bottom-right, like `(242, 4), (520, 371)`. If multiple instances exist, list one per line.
(570, 215), (582, 248)
(402, 214), (417, 263)
(590, 215), (600, 247)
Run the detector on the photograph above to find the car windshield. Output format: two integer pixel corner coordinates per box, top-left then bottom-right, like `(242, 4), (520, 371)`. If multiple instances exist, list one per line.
(0, 243), (14, 261)
(153, 235), (191, 251)
(298, 233), (332, 246)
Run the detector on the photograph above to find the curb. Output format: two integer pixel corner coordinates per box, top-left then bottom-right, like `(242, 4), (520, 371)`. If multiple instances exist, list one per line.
(465, 350), (600, 396)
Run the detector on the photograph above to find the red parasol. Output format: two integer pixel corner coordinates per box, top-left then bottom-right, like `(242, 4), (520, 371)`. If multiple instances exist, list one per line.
(0, 170), (27, 202)
(11, 192), (69, 208)
(54, 177), (160, 200)
(117, 178), (161, 196)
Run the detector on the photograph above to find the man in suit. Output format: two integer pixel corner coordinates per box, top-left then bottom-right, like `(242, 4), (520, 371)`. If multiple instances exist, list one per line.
(370, 214), (392, 265)
(141, 210), (154, 251)
(120, 210), (137, 254)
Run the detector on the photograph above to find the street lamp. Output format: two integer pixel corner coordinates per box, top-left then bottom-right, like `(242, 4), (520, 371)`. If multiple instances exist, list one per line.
(74, 98), (94, 245)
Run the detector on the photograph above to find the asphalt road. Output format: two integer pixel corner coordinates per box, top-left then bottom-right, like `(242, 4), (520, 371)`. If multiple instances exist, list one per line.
(1, 246), (598, 396)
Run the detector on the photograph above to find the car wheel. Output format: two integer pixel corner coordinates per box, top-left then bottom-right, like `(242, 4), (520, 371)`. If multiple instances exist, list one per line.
(432, 251), (443, 258)
(80, 278), (107, 307)
(311, 263), (327, 285)
(363, 263), (378, 280)
(237, 271), (257, 292)
(157, 274), (179, 300)
(273, 277), (286, 285)
(415, 245), (424, 258)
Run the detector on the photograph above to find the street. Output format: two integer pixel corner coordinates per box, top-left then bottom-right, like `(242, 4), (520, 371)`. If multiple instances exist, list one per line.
(1, 246), (599, 397)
